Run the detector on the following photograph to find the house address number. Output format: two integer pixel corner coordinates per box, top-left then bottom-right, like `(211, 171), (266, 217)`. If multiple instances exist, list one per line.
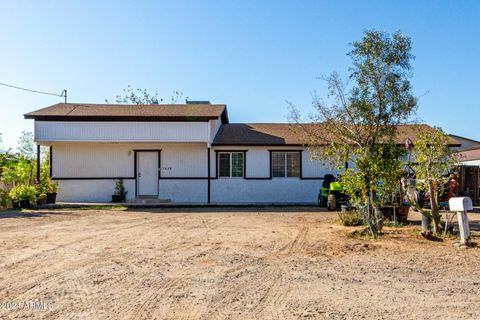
(161, 167), (172, 171)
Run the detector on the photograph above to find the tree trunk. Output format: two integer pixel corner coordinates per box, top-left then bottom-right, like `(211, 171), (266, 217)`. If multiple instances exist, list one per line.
(428, 183), (440, 234)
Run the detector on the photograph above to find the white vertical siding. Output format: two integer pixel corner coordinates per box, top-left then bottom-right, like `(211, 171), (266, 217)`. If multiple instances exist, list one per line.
(161, 144), (207, 177)
(52, 142), (136, 178)
(36, 121), (209, 142)
(209, 118), (222, 144)
(211, 146), (337, 178)
(52, 142), (207, 179)
(302, 149), (338, 178)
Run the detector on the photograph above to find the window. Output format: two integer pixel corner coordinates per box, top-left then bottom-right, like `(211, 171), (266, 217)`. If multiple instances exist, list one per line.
(271, 151), (301, 178)
(218, 152), (244, 178)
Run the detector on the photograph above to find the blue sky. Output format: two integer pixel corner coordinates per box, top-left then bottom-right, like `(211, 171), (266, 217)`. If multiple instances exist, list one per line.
(0, 1), (479, 147)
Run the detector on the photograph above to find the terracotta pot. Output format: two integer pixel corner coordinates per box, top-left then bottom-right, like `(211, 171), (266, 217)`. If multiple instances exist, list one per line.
(37, 198), (47, 206)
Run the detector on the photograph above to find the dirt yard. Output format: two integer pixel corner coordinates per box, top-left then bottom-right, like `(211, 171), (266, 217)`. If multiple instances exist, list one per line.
(0, 207), (479, 320)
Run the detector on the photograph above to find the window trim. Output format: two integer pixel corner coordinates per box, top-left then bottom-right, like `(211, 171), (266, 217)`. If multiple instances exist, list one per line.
(269, 150), (302, 178)
(216, 150), (246, 179)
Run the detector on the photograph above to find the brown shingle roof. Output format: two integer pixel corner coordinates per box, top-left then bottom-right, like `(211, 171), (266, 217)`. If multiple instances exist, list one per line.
(212, 123), (461, 146)
(24, 103), (228, 122)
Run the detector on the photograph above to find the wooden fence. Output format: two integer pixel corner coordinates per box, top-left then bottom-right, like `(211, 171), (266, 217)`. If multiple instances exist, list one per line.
(457, 165), (480, 204)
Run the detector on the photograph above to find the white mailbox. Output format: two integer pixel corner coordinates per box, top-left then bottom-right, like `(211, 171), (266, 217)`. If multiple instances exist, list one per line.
(449, 197), (473, 212)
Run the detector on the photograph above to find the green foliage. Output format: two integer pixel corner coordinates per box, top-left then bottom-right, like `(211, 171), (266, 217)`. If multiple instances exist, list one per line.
(114, 85), (183, 104)
(337, 168), (364, 204)
(114, 179), (127, 196)
(17, 131), (36, 160)
(290, 30), (416, 239)
(412, 127), (456, 234)
(338, 209), (365, 226)
(1, 157), (36, 188)
(43, 178), (58, 194)
(0, 132), (55, 207)
(0, 189), (10, 207)
(9, 184), (37, 201)
(374, 143), (405, 206)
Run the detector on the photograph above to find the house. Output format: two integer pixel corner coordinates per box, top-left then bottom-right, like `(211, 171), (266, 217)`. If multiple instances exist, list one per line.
(448, 134), (480, 152)
(24, 102), (460, 204)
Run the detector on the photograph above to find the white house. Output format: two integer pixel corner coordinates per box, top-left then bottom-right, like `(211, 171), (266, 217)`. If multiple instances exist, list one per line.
(24, 102), (460, 204)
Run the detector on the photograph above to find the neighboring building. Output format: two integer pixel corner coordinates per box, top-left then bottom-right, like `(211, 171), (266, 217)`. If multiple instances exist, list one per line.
(449, 134), (480, 152)
(24, 102), (460, 204)
(457, 146), (480, 166)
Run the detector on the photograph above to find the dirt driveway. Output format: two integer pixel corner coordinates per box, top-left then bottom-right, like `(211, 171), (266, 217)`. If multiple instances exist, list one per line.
(0, 207), (479, 320)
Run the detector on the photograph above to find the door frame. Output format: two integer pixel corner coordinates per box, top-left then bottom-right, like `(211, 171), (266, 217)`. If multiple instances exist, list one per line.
(134, 149), (161, 197)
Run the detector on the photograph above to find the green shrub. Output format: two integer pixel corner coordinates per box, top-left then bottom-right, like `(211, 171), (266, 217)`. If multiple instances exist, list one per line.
(9, 185), (37, 201)
(338, 209), (365, 226)
(114, 179), (127, 197)
(0, 189), (11, 207)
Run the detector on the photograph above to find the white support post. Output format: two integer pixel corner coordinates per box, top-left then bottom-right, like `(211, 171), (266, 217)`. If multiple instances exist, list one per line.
(449, 197), (473, 248)
(457, 211), (471, 246)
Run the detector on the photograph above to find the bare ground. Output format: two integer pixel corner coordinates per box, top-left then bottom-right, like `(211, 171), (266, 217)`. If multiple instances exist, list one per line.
(0, 207), (479, 320)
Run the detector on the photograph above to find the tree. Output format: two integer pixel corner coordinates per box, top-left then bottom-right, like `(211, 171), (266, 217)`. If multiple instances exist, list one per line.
(17, 130), (36, 160)
(290, 30), (417, 238)
(411, 128), (457, 234)
(112, 85), (183, 104)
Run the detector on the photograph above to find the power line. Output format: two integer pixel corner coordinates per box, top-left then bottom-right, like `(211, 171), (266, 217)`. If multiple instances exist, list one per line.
(0, 82), (67, 102)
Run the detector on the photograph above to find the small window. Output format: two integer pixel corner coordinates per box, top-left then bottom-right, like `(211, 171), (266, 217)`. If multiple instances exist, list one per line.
(271, 151), (301, 178)
(218, 152), (244, 178)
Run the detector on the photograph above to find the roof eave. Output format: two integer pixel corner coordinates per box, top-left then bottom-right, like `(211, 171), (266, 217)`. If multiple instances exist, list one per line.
(24, 115), (219, 122)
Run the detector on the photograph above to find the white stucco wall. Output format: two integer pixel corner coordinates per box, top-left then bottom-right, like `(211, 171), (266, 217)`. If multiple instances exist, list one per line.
(57, 179), (136, 202)
(211, 179), (322, 204)
(159, 180), (208, 203)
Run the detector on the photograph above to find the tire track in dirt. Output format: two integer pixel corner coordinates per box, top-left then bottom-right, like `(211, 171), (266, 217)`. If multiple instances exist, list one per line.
(279, 225), (309, 255)
(132, 278), (182, 320)
(2, 219), (157, 305)
(249, 272), (291, 319)
(1, 218), (154, 268)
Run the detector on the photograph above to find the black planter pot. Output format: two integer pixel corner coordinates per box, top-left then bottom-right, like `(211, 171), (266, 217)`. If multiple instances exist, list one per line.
(12, 201), (20, 209)
(19, 199), (31, 209)
(37, 198), (47, 206)
(46, 193), (57, 204)
(377, 206), (410, 223)
(112, 194), (125, 203)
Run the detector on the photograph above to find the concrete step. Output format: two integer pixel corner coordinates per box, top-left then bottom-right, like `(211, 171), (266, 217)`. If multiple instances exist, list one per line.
(133, 197), (171, 204)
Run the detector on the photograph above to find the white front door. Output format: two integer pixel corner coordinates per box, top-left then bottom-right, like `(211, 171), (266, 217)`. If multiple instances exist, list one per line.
(137, 151), (159, 196)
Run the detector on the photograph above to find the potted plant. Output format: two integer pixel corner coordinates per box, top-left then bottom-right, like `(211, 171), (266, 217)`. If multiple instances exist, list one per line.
(37, 193), (47, 206)
(112, 179), (127, 203)
(9, 185), (37, 209)
(45, 179), (58, 204)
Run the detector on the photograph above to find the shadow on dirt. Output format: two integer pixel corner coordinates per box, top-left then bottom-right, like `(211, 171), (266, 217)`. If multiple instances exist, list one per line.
(0, 210), (49, 219)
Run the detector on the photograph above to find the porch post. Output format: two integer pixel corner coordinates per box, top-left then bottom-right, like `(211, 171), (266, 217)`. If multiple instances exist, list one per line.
(49, 146), (53, 178)
(207, 146), (211, 204)
(36, 144), (41, 183)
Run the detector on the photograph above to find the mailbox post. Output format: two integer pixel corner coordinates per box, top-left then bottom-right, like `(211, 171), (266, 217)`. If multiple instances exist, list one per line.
(448, 197), (473, 247)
